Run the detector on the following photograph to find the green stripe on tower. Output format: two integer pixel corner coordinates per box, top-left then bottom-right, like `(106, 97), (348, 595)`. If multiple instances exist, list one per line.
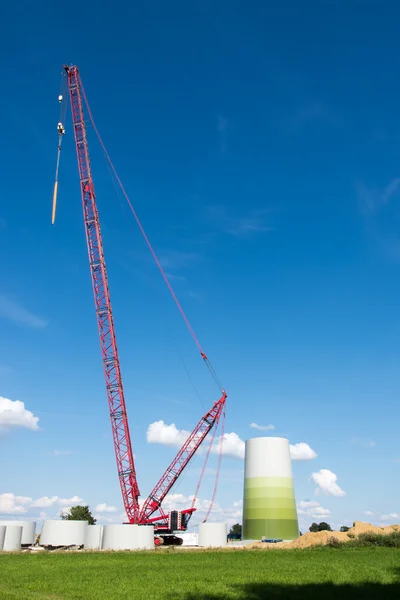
(243, 518), (299, 541)
(242, 476), (299, 540)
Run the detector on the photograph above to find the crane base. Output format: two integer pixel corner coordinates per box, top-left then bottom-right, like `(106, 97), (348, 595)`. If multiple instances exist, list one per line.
(155, 535), (183, 546)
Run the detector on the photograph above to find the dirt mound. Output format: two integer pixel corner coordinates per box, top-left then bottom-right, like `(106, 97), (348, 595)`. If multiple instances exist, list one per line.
(246, 530), (350, 550)
(288, 530), (349, 548)
(348, 521), (387, 536)
(245, 522), (400, 550)
(382, 525), (400, 534)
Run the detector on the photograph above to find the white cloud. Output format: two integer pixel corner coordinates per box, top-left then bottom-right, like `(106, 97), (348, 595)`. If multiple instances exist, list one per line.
(0, 396), (39, 432)
(249, 423), (275, 431)
(297, 500), (330, 519)
(57, 496), (83, 507)
(297, 500), (320, 510)
(364, 511), (375, 516)
(30, 496), (59, 508)
(146, 420), (189, 447)
(50, 450), (72, 456)
(212, 435), (316, 461)
(147, 421), (316, 464)
(59, 507), (72, 516)
(146, 421), (245, 460)
(311, 469), (346, 497)
(163, 493), (242, 527)
(95, 503), (118, 513)
(380, 513), (400, 521)
(0, 493), (32, 514)
(0, 294), (47, 328)
(211, 432), (245, 460)
(30, 495), (83, 508)
(93, 513), (120, 524)
(312, 506), (331, 517)
(162, 493), (193, 512)
(290, 443), (317, 461)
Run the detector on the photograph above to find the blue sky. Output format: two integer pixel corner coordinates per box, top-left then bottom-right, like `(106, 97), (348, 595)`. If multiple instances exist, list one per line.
(1, 0), (399, 531)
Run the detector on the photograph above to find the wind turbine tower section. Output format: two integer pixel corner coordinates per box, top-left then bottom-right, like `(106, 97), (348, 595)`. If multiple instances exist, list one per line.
(242, 437), (299, 541)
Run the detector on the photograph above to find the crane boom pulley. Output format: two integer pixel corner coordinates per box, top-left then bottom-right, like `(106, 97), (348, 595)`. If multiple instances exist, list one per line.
(57, 64), (227, 531)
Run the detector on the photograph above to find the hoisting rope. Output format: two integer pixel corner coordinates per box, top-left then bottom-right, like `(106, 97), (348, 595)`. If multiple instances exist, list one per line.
(190, 416), (220, 511)
(189, 407), (225, 522)
(59, 71), (68, 124)
(203, 409), (226, 522)
(79, 75), (225, 394)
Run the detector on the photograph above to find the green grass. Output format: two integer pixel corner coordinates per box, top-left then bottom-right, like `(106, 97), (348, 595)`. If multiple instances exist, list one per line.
(0, 548), (399, 599)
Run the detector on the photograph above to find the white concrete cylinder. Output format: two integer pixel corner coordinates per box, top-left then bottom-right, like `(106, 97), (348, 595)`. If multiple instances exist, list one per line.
(0, 526), (6, 551)
(0, 521), (36, 545)
(198, 522), (227, 547)
(136, 526), (154, 549)
(85, 525), (104, 550)
(176, 532), (198, 546)
(243, 436), (299, 541)
(244, 437), (294, 479)
(40, 520), (88, 547)
(3, 525), (22, 551)
(102, 524), (139, 550)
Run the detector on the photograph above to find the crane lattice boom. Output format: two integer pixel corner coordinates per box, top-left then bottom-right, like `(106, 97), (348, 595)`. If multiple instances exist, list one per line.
(63, 64), (227, 529)
(65, 65), (140, 522)
(139, 392), (226, 523)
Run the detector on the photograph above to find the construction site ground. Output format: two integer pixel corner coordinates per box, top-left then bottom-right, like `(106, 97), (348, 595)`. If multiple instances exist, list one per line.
(1, 543), (399, 599)
(244, 521), (400, 550)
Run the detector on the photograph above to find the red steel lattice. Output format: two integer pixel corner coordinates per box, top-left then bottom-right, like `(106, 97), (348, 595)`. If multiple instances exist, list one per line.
(64, 64), (227, 527)
(65, 65), (140, 523)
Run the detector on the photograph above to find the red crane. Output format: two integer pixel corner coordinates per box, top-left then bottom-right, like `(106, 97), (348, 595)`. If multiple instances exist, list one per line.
(59, 65), (227, 539)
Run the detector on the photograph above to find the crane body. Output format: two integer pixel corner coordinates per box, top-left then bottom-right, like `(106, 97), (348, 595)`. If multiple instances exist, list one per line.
(62, 65), (227, 543)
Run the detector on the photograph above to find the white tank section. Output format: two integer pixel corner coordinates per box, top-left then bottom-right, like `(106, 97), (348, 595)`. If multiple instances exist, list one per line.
(0, 525), (6, 551)
(244, 437), (294, 479)
(40, 520), (88, 547)
(84, 525), (104, 550)
(198, 522), (227, 547)
(175, 532), (198, 546)
(3, 525), (22, 551)
(101, 524), (139, 550)
(0, 521), (36, 545)
(136, 526), (154, 549)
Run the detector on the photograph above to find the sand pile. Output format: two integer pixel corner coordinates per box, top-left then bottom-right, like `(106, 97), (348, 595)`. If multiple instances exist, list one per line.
(288, 530), (350, 548)
(348, 521), (400, 536)
(348, 521), (382, 535)
(246, 530), (350, 550)
(383, 525), (400, 533)
(245, 521), (400, 550)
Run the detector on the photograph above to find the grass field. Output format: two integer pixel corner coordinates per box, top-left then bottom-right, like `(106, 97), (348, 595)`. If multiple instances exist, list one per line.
(0, 548), (399, 599)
